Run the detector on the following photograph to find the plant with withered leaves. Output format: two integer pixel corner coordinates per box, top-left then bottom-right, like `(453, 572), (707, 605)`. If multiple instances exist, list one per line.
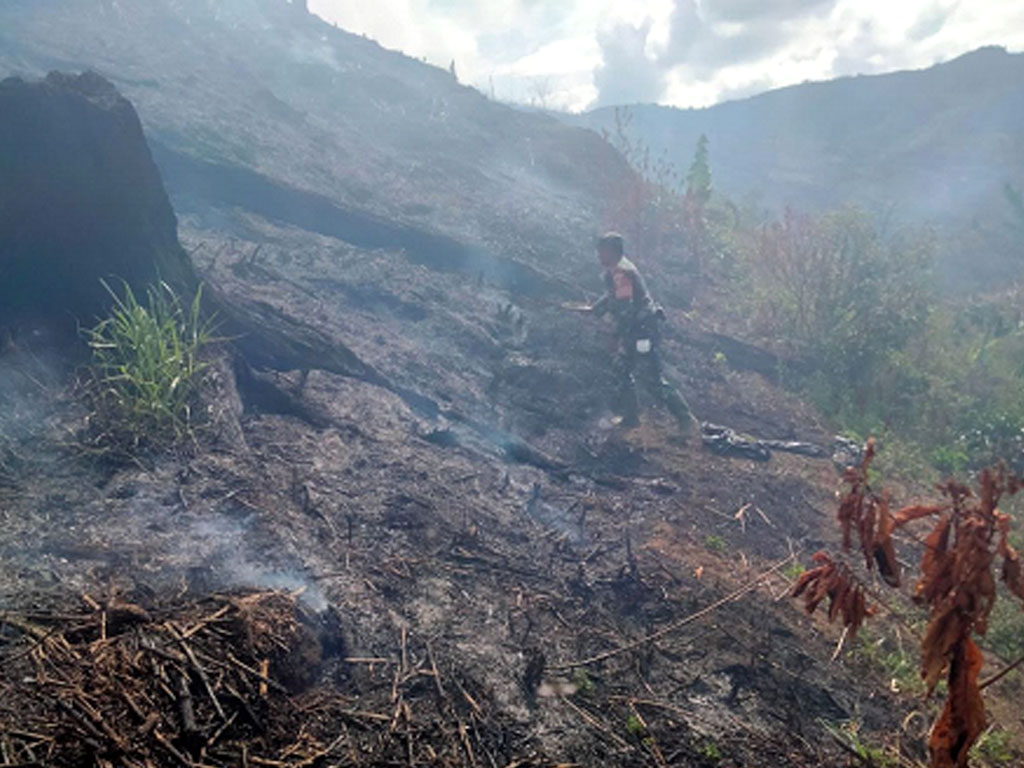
(793, 439), (1024, 767)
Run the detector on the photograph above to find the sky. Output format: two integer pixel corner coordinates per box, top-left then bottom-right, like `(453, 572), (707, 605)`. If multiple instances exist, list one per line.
(308, 0), (1024, 112)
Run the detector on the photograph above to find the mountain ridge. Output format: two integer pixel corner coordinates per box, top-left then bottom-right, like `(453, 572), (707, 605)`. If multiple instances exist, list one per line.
(572, 45), (1024, 223)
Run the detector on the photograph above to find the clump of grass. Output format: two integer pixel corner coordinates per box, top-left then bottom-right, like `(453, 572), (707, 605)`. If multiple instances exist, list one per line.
(625, 714), (646, 737)
(704, 534), (727, 553)
(81, 281), (214, 457)
(971, 727), (1016, 766)
(572, 668), (596, 695)
(853, 626), (925, 695)
(783, 561), (806, 581)
(821, 720), (896, 767)
(700, 740), (722, 762)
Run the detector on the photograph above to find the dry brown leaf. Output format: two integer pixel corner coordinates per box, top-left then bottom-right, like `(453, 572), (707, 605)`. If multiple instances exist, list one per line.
(837, 438), (874, 553)
(791, 554), (873, 640)
(795, 444), (1024, 768)
(873, 493), (901, 587)
(921, 603), (961, 694)
(929, 637), (985, 768)
(916, 516), (952, 606)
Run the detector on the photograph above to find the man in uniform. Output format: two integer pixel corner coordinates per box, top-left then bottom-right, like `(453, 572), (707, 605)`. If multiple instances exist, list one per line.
(582, 232), (696, 433)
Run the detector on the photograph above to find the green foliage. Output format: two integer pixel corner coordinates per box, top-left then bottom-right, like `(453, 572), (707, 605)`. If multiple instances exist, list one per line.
(625, 714), (645, 737)
(984, 592), (1024, 662)
(748, 207), (934, 422)
(572, 668), (596, 695)
(741, 204), (1024, 476)
(82, 281), (215, 457)
(853, 627), (925, 695)
(686, 134), (712, 208)
(822, 720), (897, 767)
(704, 534), (727, 553)
(699, 740), (722, 762)
(971, 727), (1016, 766)
(783, 561), (806, 581)
(931, 443), (971, 476)
(863, 434), (939, 489)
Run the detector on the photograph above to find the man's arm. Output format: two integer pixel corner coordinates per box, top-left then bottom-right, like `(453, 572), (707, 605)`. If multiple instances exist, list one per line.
(632, 267), (665, 319)
(632, 267), (652, 306)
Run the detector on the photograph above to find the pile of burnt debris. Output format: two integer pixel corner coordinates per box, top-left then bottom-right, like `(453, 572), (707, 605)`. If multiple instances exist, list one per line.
(700, 423), (863, 466)
(0, 589), (533, 767)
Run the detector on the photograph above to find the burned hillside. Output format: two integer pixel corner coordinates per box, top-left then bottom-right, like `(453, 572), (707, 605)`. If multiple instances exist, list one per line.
(0, 73), (897, 768)
(3, 3), (1020, 768)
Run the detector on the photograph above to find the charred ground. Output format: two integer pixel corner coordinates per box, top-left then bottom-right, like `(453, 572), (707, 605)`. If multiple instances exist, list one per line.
(0, 3), (1011, 766)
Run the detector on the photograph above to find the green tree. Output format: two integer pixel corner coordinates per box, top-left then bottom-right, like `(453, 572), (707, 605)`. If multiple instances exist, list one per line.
(685, 134), (712, 207)
(682, 134), (713, 272)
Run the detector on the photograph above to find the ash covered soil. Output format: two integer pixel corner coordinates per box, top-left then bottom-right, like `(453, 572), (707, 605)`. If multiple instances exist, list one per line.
(0, 2), (922, 764)
(0, 233), (906, 765)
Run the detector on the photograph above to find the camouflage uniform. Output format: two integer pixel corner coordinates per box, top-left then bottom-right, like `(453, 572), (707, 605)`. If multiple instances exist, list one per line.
(593, 257), (693, 428)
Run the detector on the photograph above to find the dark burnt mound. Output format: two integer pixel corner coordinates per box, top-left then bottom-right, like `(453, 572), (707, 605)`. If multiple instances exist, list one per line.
(0, 71), (194, 334)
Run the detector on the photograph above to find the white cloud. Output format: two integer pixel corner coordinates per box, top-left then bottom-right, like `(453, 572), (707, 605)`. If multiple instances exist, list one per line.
(309, 0), (1024, 111)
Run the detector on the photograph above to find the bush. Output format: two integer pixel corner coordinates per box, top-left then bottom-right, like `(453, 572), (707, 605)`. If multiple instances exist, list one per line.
(81, 281), (214, 456)
(747, 207), (934, 418)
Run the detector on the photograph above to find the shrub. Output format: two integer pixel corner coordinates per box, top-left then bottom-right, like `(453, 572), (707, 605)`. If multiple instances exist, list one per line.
(985, 595), (1024, 662)
(931, 443), (971, 477)
(81, 281), (214, 457)
(794, 442), (1024, 767)
(747, 207), (934, 419)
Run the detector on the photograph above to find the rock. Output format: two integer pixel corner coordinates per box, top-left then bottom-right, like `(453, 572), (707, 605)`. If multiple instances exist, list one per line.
(0, 71), (195, 334)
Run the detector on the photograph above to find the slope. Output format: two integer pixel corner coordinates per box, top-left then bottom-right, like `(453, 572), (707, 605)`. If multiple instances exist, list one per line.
(0, 2), (997, 765)
(578, 46), (1024, 220)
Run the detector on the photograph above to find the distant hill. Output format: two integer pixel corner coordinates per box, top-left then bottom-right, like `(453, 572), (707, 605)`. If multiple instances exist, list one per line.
(571, 48), (1024, 288)
(575, 47), (1024, 223)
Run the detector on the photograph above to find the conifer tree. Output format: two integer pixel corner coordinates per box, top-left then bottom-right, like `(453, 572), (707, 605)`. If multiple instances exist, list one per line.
(685, 134), (712, 207)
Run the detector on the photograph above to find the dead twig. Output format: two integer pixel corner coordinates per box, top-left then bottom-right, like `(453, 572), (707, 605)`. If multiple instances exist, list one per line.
(560, 696), (630, 750)
(550, 552), (799, 670)
(167, 624), (227, 722)
(980, 650), (1024, 690)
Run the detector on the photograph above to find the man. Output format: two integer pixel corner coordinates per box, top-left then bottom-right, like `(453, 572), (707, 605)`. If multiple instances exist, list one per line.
(583, 233), (696, 433)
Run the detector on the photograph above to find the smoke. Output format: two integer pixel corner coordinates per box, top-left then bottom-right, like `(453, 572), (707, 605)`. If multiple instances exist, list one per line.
(184, 516), (329, 613)
(0, 341), (64, 471)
